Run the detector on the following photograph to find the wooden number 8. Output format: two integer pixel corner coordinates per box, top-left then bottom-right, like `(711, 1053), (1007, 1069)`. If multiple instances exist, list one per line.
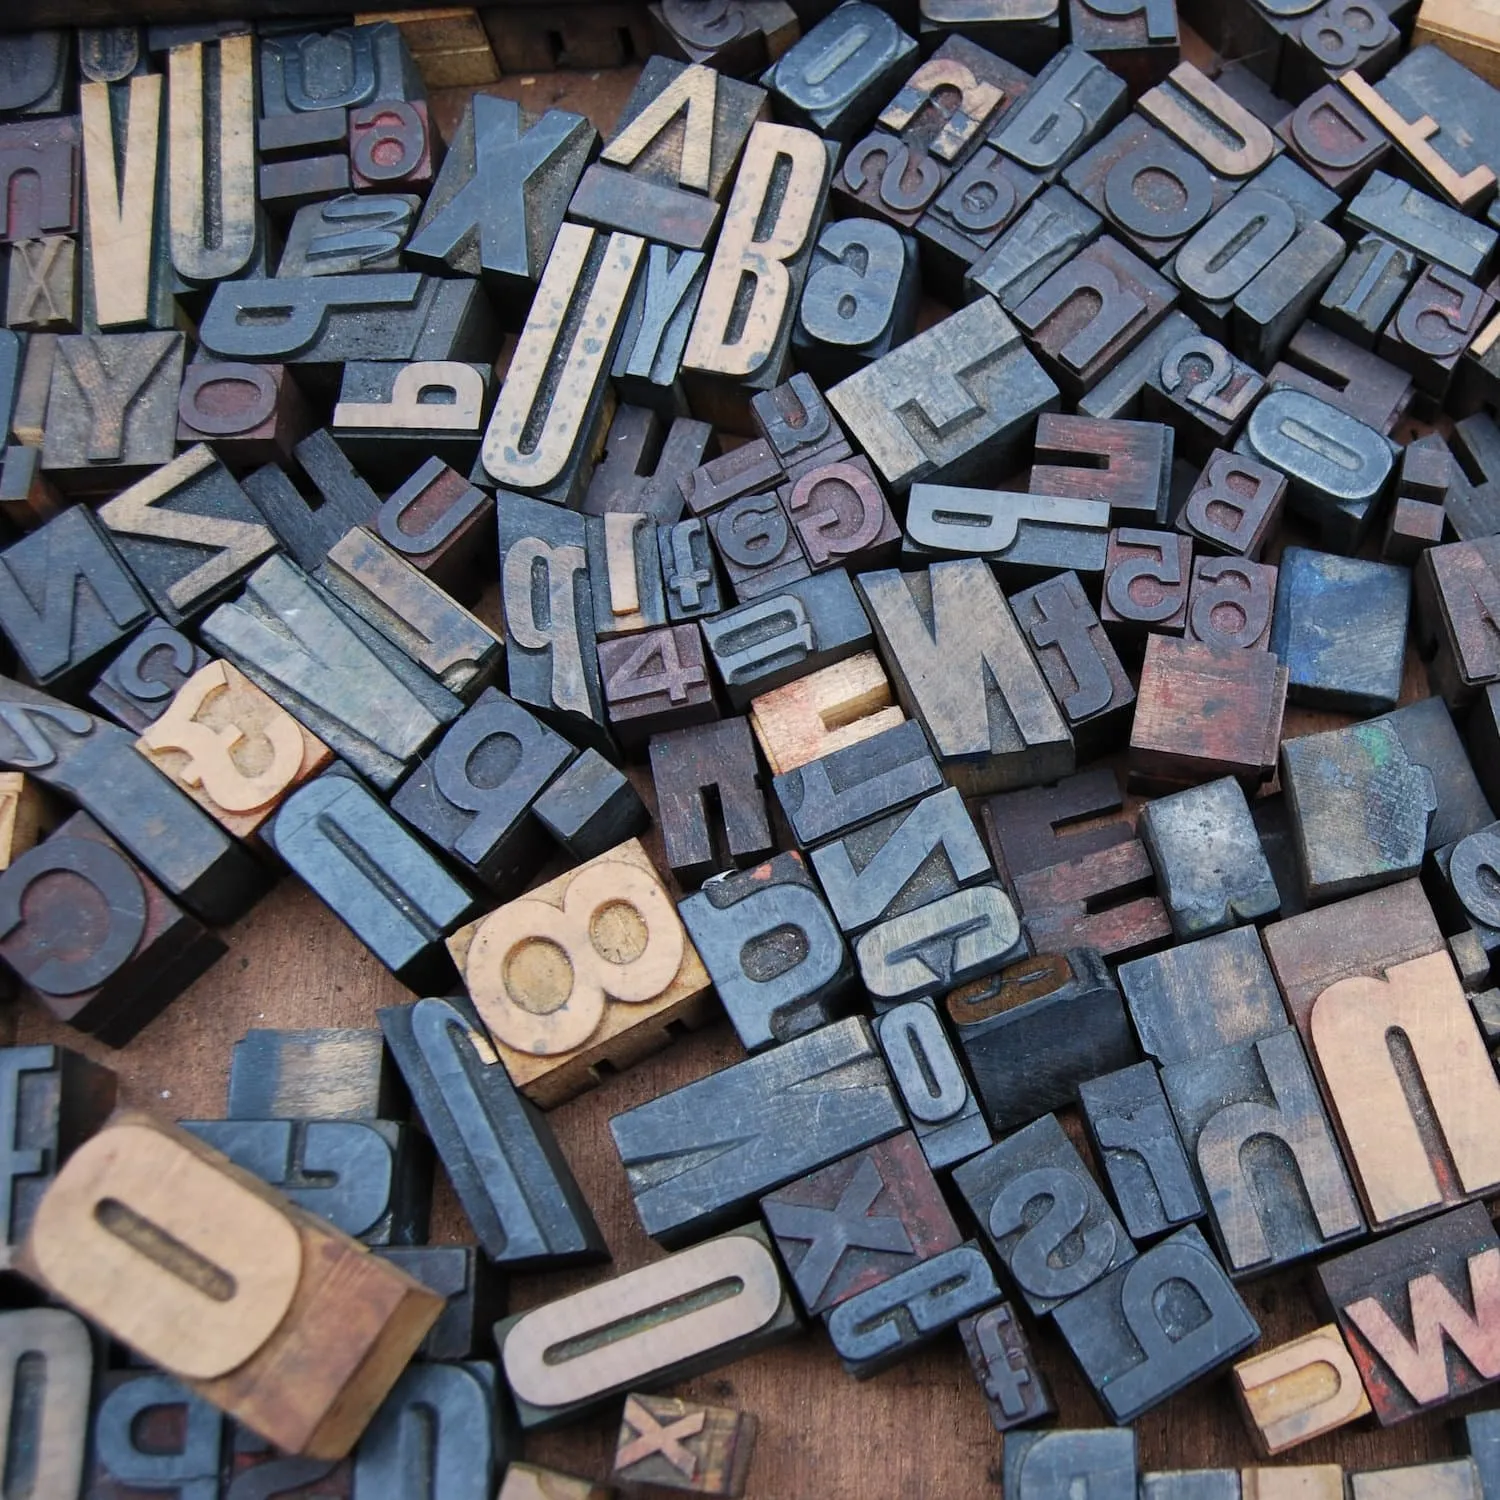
(468, 863), (684, 1056)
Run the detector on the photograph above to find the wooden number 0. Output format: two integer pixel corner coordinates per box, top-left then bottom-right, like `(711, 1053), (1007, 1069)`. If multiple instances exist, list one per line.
(468, 863), (684, 1055)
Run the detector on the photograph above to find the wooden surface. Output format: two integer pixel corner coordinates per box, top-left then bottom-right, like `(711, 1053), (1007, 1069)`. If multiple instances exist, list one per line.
(9, 59), (1490, 1500)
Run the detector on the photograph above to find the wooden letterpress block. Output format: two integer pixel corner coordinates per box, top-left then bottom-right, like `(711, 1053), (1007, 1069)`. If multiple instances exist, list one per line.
(660, 518), (723, 626)
(1242, 1468), (1346, 1500)
(6, 236), (77, 332)
(203, 555), (461, 793)
(1376, 695), (1494, 853)
(98, 446), (280, 626)
(318, 527), (500, 700)
(828, 298), (1060, 492)
(347, 100), (435, 195)
(373, 457), (493, 604)
(859, 559), (1072, 794)
(780, 458), (899, 574)
(1459, 1411), (1500, 1500)
(1280, 0), (1399, 104)
(1076, 309), (1202, 422)
(1278, 84), (1388, 197)
(267, 766), (474, 991)
(682, 122), (835, 429)
(1163, 1028), (1364, 1276)
(795, 218), (919, 385)
(0, 677), (263, 928)
(572, 58), (765, 250)
(1280, 720), (1435, 900)
(77, 26), (144, 84)
(198, 274), (494, 371)
(374, 1245), (503, 1362)
(1005, 1431), (1137, 1500)
(1012, 237), (1179, 398)
(763, 1131), (962, 1316)
(1382, 439), (1449, 566)
(1140, 777), (1280, 938)
(649, 715), (771, 885)
(0, 1046), (114, 1271)
(181, 1117), (432, 1247)
(1436, 824), (1500, 984)
(534, 751), (647, 864)
(449, 838), (710, 1109)
(647, 0), (796, 75)
(680, 850), (851, 1050)
(1030, 411), (1175, 520)
(945, 947), (1137, 1130)
(678, 440), (783, 521)
(1078, 1060), (1204, 1242)
(257, 109), (351, 215)
(1270, 547), (1408, 713)
(388, 688), (572, 893)
(88, 1369), (229, 1499)
(1316, 1200), (1500, 1423)
(904, 486), (1110, 582)
(499, 1224), (798, 1429)
(351, 8), (497, 88)
(614, 1393), (756, 1497)
(1347, 171), (1496, 280)
(1067, 0), (1178, 94)
(227, 1028), (397, 1121)
(1185, 556), (1276, 653)
(1265, 887), (1500, 1229)
(1142, 330), (1265, 462)
(751, 373), (851, 479)
(245, 432), (379, 573)
(982, 768), (1169, 959)
(1101, 528), (1192, 639)
(989, 44), (1127, 180)
(501, 1465), (611, 1500)
(763, 3), (917, 142)
(0, 117), (80, 246)
(1233, 233), (1347, 374)
(1234, 1324), (1371, 1455)
(698, 568), (873, 710)
(277, 191), (419, 277)
(772, 718), (940, 849)
(1177, 450), (1285, 559)
(584, 406), (716, 524)
(811, 786), (991, 935)
(590, 511), (668, 641)
(1130, 635), (1287, 789)
(487, 1), (652, 69)
(40, 331), (185, 492)
(1419, 537), (1500, 709)
(857, 884), (1024, 1005)
(599, 624), (716, 747)
(497, 496), (608, 755)
(1010, 571), (1134, 755)
(0, 31), (70, 116)
(0, 772), (54, 873)
(259, 22), (422, 117)
(959, 1302), (1054, 1432)
(611, 1014), (904, 1243)
(1139, 62), (1280, 180)
(874, 997), (990, 1170)
(915, 144), (1044, 301)
(137, 660), (333, 842)
(826, 1239), (999, 1378)
(0, 1308), (91, 1497)
(177, 363), (313, 470)
(380, 993), (604, 1268)
(0, 444), (62, 532)
(1267, 322), (1411, 441)
(1064, 117), (1233, 265)
(1350, 1462), (1483, 1500)
(1119, 924), (1286, 1064)
(166, 36), (260, 293)
(708, 492), (812, 603)
(331, 360), (492, 482)
(613, 244), (709, 413)
(19, 1111), (442, 1458)
(1054, 1224), (1258, 1422)
(0, 506), (149, 695)
(1381, 263), (1494, 399)
(1320, 237), (1415, 356)
(481, 225), (643, 507)
(952, 1112), (1135, 1316)
(749, 651), (905, 775)
(966, 181), (1104, 311)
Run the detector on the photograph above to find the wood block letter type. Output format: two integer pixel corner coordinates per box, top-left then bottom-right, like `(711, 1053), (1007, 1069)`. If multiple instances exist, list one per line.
(613, 1392), (757, 1498)
(858, 559), (1072, 794)
(0, 1307), (92, 1500)
(18, 1112), (443, 1458)
(1233, 1324), (1371, 1456)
